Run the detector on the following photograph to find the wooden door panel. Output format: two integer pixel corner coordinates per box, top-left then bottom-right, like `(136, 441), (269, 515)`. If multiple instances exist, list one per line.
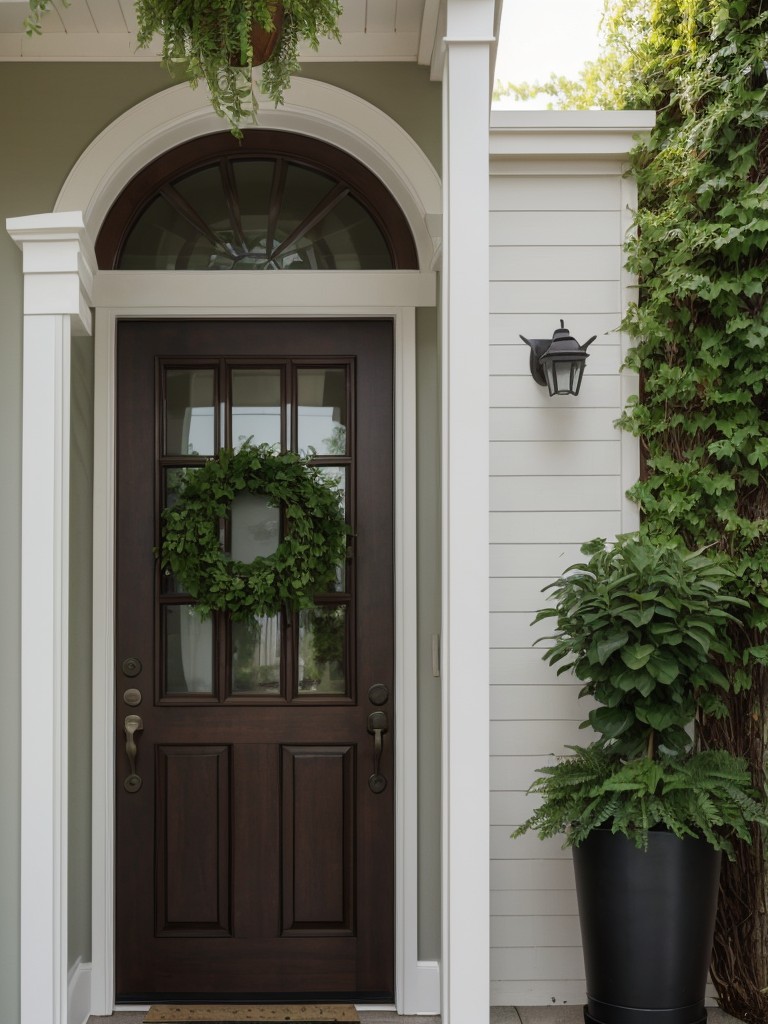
(282, 746), (355, 934)
(115, 320), (394, 1002)
(155, 745), (231, 936)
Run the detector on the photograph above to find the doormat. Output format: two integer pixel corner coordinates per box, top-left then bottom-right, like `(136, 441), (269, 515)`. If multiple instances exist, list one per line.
(143, 1007), (360, 1023)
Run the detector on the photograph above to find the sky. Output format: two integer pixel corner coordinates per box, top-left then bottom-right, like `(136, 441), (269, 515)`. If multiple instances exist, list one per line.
(493, 0), (606, 107)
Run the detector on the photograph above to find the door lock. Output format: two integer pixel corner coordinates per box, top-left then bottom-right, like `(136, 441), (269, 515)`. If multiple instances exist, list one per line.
(122, 656), (142, 678)
(367, 683), (389, 706)
(367, 710), (389, 794)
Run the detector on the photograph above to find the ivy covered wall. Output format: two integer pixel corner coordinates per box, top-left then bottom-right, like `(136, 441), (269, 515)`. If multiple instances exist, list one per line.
(616, 3), (768, 1019)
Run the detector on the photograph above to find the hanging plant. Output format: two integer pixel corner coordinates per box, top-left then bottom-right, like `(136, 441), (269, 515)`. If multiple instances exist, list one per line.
(134, 0), (343, 136)
(24, 0), (343, 137)
(160, 443), (347, 622)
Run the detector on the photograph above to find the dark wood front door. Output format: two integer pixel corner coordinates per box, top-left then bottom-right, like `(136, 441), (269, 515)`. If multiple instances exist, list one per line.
(114, 320), (394, 1002)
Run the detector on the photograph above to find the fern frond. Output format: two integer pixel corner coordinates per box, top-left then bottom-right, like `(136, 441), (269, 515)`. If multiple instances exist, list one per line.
(511, 746), (768, 857)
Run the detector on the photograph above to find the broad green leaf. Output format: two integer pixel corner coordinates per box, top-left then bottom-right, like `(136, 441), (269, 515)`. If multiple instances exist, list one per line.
(596, 632), (630, 664)
(620, 643), (655, 670)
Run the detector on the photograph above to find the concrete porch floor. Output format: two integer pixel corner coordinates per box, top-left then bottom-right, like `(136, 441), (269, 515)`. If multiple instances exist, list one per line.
(88, 1007), (743, 1024)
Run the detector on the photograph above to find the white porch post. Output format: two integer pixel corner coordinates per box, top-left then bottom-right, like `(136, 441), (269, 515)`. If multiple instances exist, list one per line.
(7, 213), (94, 1024)
(441, 2), (494, 1022)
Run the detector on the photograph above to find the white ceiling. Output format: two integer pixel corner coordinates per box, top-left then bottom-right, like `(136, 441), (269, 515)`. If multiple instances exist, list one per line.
(0, 0), (444, 67)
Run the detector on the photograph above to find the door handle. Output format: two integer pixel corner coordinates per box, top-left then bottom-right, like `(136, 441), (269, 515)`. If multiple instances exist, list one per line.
(367, 710), (388, 794)
(124, 714), (144, 793)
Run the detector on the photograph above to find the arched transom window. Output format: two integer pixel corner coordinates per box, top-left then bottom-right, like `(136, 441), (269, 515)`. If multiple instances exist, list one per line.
(96, 130), (418, 271)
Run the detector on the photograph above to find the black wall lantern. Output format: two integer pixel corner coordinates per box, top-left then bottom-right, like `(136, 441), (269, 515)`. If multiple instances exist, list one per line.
(520, 320), (596, 397)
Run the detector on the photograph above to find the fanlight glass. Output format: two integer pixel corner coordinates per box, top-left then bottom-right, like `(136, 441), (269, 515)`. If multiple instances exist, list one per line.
(118, 156), (394, 271)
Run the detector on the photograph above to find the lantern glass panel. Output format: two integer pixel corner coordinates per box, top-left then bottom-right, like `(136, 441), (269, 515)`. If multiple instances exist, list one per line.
(543, 354), (587, 396)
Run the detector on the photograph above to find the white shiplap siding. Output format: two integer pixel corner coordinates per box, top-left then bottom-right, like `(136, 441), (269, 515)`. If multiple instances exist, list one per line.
(488, 111), (651, 1006)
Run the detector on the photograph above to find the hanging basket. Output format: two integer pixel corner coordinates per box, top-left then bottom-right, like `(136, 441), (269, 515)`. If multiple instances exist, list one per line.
(250, 1), (285, 66)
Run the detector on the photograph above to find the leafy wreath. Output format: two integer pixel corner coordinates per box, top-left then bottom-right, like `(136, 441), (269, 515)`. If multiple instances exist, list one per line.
(160, 443), (347, 621)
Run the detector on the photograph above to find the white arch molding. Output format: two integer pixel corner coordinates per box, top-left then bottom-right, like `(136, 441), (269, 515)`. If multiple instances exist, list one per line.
(10, 76), (440, 1024)
(55, 76), (443, 270)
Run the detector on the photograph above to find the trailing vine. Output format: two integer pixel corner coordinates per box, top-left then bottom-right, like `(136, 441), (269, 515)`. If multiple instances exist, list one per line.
(613, 3), (768, 1018)
(160, 443), (347, 622)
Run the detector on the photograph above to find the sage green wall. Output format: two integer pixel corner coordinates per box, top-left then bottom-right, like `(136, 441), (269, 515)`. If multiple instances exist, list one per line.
(68, 333), (95, 965)
(0, 60), (441, 1019)
(415, 306), (441, 960)
(0, 203), (22, 1024)
(298, 63), (442, 174)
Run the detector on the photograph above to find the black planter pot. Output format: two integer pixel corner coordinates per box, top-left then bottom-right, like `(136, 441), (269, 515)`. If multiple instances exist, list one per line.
(572, 828), (722, 1024)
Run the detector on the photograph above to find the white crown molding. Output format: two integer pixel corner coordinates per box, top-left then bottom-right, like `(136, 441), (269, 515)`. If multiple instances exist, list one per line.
(7, 211), (95, 335)
(490, 110), (657, 159)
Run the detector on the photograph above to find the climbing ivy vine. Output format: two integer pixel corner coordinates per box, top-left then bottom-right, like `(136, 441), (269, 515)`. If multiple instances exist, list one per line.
(617, 2), (768, 1019)
(499, 2), (768, 1019)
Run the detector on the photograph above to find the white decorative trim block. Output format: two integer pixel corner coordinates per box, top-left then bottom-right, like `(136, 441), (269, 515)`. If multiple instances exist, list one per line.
(68, 958), (92, 1024)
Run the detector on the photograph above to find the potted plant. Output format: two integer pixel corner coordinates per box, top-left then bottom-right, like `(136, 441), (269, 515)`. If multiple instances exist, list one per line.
(514, 533), (767, 1024)
(25, 0), (343, 136)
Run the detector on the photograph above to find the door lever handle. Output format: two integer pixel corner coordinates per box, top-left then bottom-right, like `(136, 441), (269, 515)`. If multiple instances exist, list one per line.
(367, 710), (388, 794)
(124, 714), (144, 793)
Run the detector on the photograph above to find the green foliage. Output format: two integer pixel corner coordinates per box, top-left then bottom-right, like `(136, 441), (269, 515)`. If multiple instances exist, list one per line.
(24, 0), (68, 34)
(617, 2), (768, 628)
(613, 10), (768, 1007)
(159, 443), (347, 621)
(493, 0), (653, 110)
(535, 534), (758, 758)
(518, 533), (767, 857)
(134, 0), (341, 136)
(513, 746), (767, 856)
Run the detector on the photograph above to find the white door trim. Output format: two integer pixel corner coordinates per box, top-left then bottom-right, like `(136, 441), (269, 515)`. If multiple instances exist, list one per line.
(90, 291), (434, 1016)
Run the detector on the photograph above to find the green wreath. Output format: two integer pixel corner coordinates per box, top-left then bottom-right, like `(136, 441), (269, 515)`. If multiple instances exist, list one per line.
(160, 443), (347, 621)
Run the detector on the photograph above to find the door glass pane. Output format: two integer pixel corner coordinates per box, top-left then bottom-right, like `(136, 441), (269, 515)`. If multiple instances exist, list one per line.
(231, 369), (282, 449)
(164, 605), (214, 694)
(231, 615), (281, 695)
(230, 493), (280, 562)
(165, 369), (215, 456)
(297, 368), (347, 455)
(162, 468), (201, 593)
(298, 605), (347, 695)
(316, 467), (346, 592)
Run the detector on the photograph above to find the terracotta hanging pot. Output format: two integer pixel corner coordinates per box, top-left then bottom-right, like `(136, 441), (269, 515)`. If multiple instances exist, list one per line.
(249, 1), (285, 66)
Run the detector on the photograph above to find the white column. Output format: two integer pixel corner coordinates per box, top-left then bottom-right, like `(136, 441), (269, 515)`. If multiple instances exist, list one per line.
(7, 213), (94, 1024)
(440, 3), (495, 1022)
